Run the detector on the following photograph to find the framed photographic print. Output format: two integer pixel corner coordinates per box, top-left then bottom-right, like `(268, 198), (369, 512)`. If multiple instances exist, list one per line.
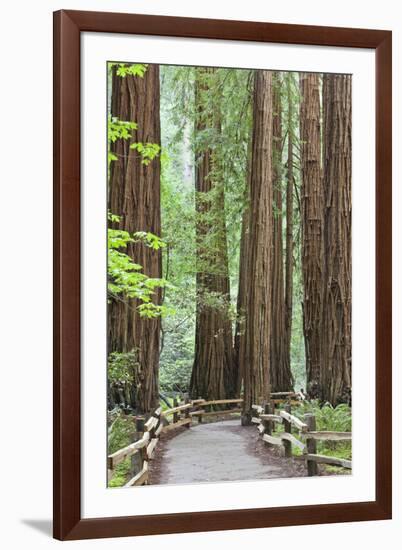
(53, 10), (392, 540)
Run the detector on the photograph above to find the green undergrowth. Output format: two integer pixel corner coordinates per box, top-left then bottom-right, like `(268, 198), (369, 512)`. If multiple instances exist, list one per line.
(108, 415), (136, 488)
(271, 401), (352, 473)
(109, 458), (131, 488)
(107, 398), (177, 487)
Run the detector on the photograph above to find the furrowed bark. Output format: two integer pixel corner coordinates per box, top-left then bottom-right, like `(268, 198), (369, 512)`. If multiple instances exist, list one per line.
(321, 74), (352, 405)
(242, 70), (274, 422)
(234, 133), (253, 396)
(284, 73), (295, 383)
(108, 65), (162, 414)
(299, 73), (324, 399)
(234, 200), (249, 395)
(190, 68), (235, 400)
(270, 73), (294, 392)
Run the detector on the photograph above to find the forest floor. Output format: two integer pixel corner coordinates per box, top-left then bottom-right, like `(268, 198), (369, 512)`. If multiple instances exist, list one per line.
(149, 419), (307, 485)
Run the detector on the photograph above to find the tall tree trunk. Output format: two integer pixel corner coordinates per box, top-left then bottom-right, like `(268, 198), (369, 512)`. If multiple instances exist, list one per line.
(284, 73), (295, 383)
(190, 68), (235, 400)
(321, 74), (352, 405)
(299, 73), (324, 399)
(108, 65), (162, 414)
(270, 74), (294, 391)
(234, 203), (249, 395)
(234, 135), (253, 395)
(242, 70), (274, 422)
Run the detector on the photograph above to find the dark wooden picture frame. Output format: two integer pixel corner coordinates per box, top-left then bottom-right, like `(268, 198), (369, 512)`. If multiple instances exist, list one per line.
(53, 9), (392, 541)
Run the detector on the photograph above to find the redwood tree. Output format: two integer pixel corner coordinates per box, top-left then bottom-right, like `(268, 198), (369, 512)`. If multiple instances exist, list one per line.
(284, 73), (295, 383)
(190, 68), (235, 400)
(321, 74), (352, 405)
(108, 65), (162, 413)
(270, 74), (294, 391)
(234, 192), (249, 396)
(242, 70), (274, 422)
(234, 126), (254, 396)
(299, 73), (324, 398)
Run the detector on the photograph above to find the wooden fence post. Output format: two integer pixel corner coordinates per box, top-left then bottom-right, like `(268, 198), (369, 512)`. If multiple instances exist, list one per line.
(252, 404), (260, 430)
(263, 402), (273, 437)
(283, 403), (292, 457)
(304, 413), (318, 476)
(198, 396), (203, 423)
(173, 398), (179, 424)
(185, 398), (191, 428)
(135, 416), (145, 433)
(262, 402), (273, 447)
(132, 417), (145, 476)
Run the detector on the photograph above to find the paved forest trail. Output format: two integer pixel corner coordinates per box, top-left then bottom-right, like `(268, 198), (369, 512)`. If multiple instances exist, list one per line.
(149, 419), (306, 485)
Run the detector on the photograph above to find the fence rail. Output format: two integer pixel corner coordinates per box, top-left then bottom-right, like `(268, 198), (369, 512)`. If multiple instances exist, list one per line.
(108, 407), (163, 487)
(107, 397), (243, 486)
(251, 402), (351, 476)
(107, 391), (324, 487)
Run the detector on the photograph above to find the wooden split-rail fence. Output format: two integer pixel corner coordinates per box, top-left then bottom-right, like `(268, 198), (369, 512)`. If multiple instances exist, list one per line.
(107, 397), (244, 487)
(251, 399), (352, 476)
(108, 391), (350, 486)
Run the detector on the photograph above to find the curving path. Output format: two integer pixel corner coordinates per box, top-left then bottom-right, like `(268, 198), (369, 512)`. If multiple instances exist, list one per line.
(149, 419), (306, 485)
